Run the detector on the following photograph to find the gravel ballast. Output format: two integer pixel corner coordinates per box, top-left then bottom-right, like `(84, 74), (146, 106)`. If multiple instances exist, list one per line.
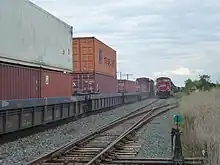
(136, 99), (178, 158)
(0, 98), (159, 165)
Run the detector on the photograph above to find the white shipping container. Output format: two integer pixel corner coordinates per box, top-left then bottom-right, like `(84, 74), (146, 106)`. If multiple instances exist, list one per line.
(0, 0), (73, 72)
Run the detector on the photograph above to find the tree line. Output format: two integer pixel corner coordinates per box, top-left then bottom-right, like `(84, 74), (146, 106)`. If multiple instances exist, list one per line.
(183, 74), (219, 95)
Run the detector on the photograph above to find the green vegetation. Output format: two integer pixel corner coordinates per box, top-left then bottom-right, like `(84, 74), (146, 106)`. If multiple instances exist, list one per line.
(183, 74), (217, 94)
(178, 74), (220, 165)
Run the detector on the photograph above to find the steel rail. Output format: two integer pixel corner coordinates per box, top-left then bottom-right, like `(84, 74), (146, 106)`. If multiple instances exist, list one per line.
(107, 157), (205, 165)
(27, 99), (162, 164)
(86, 103), (178, 165)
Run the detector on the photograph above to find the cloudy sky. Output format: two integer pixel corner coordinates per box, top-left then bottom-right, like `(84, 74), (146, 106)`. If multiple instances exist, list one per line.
(31, 0), (220, 86)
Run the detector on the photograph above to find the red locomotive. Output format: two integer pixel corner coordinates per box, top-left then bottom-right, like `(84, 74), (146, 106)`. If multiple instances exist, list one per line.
(155, 77), (175, 98)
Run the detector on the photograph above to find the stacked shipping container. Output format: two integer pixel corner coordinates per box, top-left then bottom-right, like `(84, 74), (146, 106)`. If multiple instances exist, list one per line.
(72, 37), (117, 93)
(72, 37), (116, 78)
(117, 80), (137, 93)
(136, 78), (148, 92)
(72, 73), (117, 93)
(0, 0), (73, 72)
(0, 0), (73, 100)
(0, 0), (124, 99)
(136, 77), (155, 94)
(0, 62), (72, 100)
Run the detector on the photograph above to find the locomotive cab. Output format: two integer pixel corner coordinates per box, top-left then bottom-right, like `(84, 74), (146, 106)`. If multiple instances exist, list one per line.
(156, 77), (174, 98)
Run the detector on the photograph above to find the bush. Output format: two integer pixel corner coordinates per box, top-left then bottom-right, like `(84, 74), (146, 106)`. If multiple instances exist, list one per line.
(179, 89), (220, 165)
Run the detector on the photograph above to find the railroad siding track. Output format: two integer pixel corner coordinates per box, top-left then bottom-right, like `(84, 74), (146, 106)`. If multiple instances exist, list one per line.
(103, 157), (205, 165)
(31, 109), (155, 164)
(27, 100), (177, 165)
(0, 99), (161, 165)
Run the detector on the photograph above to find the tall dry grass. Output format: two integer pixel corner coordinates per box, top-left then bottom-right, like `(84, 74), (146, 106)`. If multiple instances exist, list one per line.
(179, 89), (220, 165)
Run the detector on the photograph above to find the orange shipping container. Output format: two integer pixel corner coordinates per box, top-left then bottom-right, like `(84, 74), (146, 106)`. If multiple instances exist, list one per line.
(72, 37), (117, 78)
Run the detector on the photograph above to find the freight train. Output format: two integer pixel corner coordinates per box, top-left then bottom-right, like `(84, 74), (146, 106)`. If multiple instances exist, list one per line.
(0, 0), (155, 101)
(155, 77), (175, 98)
(136, 77), (155, 96)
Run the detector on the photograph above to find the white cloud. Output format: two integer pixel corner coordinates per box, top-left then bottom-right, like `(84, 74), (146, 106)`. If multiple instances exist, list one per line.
(171, 67), (191, 76)
(153, 67), (204, 77)
(30, 0), (220, 86)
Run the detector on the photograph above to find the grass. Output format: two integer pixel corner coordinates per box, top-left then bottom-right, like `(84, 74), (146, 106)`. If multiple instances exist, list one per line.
(178, 89), (220, 165)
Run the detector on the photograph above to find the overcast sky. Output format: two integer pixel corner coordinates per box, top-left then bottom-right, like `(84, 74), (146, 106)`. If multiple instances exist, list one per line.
(31, 0), (220, 86)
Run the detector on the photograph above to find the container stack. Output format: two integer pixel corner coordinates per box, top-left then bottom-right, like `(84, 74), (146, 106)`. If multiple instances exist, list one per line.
(117, 80), (137, 93)
(136, 77), (155, 94)
(72, 37), (117, 93)
(0, 0), (73, 100)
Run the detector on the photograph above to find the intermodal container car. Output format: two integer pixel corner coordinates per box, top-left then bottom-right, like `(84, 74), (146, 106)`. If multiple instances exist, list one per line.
(0, 62), (41, 100)
(72, 37), (117, 78)
(0, 0), (73, 72)
(136, 77), (155, 95)
(0, 62), (72, 100)
(136, 77), (150, 92)
(41, 69), (72, 98)
(117, 80), (137, 93)
(135, 81), (141, 92)
(72, 72), (117, 93)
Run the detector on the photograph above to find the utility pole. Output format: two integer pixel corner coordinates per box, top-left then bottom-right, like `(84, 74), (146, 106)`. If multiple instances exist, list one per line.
(123, 73), (133, 80)
(117, 72), (123, 79)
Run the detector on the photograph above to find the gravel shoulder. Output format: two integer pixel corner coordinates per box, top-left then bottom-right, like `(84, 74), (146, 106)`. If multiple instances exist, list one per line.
(0, 98), (158, 165)
(136, 99), (178, 158)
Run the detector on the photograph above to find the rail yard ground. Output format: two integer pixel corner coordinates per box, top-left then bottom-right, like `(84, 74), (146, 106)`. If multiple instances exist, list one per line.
(0, 98), (160, 165)
(179, 89), (220, 165)
(0, 98), (180, 165)
(136, 101), (177, 158)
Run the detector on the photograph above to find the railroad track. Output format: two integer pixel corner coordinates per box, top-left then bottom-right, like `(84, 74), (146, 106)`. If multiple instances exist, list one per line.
(107, 157), (205, 165)
(27, 99), (177, 165)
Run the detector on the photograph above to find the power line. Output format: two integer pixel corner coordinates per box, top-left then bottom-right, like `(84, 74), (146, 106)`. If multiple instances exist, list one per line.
(123, 73), (133, 80)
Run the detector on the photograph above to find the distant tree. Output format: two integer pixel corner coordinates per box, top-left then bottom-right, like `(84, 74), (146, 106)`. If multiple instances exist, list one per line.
(183, 74), (217, 94)
(184, 78), (196, 94)
(198, 74), (212, 91)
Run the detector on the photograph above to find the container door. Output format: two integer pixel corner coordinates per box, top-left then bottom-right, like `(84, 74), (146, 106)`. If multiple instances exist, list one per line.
(80, 39), (95, 72)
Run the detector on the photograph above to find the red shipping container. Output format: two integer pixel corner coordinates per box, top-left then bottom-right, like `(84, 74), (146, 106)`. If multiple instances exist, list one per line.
(95, 73), (117, 93)
(136, 77), (150, 92)
(117, 80), (137, 93)
(0, 62), (41, 100)
(40, 69), (72, 98)
(72, 72), (117, 93)
(0, 62), (72, 100)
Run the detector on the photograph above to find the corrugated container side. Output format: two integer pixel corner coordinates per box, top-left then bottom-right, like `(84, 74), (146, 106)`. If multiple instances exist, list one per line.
(72, 72), (117, 93)
(80, 38), (95, 72)
(72, 39), (81, 72)
(72, 37), (117, 78)
(40, 69), (72, 97)
(94, 39), (117, 78)
(0, 62), (40, 100)
(136, 77), (154, 92)
(117, 80), (137, 93)
(72, 38), (95, 73)
(72, 73), (95, 92)
(136, 82), (141, 92)
(0, 0), (73, 72)
(118, 80), (125, 93)
(95, 73), (117, 93)
(139, 83), (148, 92)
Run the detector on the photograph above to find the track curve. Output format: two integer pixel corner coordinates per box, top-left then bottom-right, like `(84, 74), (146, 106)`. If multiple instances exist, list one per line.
(27, 99), (178, 165)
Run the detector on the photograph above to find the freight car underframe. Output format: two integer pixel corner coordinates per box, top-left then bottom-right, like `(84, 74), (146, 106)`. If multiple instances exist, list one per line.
(0, 92), (149, 136)
(157, 91), (173, 99)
